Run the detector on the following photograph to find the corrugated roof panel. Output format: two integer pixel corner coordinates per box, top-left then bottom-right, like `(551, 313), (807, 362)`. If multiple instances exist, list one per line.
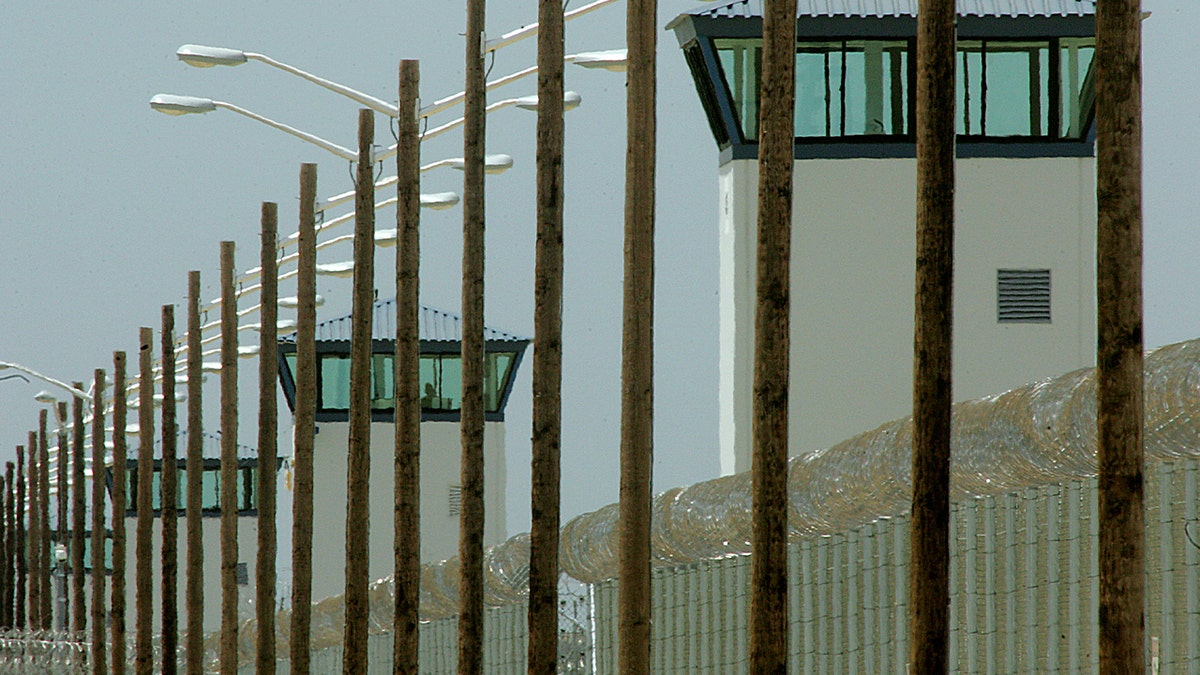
(280, 298), (528, 344)
(689, 0), (1093, 18)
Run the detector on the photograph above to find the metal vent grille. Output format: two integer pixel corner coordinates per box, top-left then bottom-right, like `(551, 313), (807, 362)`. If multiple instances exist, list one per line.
(448, 485), (462, 517)
(997, 269), (1051, 323)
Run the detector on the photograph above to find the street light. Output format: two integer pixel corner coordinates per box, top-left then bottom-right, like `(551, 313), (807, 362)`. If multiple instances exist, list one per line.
(150, 94), (358, 161)
(0, 362), (91, 401)
(175, 45), (396, 116)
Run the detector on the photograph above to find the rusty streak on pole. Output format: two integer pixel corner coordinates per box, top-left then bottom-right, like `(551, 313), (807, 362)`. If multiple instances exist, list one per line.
(161, 306), (179, 674)
(529, 0), (565, 673)
(219, 241), (239, 674)
(256, 202), (280, 675)
(112, 351), (128, 675)
(91, 369), (108, 675)
(459, 2), (487, 673)
(394, 59), (422, 675)
(136, 326), (156, 673)
(617, 0), (656, 673)
(290, 163), (319, 675)
(1095, 0), (1145, 672)
(750, 0), (796, 672)
(909, 0), (956, 671)
(71, 383), (87, 632)
(342, 108), (375, 675)
(185, 271), (205, 675)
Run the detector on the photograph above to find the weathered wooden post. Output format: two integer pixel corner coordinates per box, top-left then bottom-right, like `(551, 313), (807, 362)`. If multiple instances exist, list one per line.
(393, 60), (422, 675)
(1095, 0), (1146, 671)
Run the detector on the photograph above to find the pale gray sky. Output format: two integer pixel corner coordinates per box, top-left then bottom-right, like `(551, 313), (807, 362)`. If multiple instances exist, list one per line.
(2, 1), (1198, 541)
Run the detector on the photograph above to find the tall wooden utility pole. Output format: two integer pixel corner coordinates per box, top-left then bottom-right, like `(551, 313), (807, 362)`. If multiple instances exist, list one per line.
(218, 241), (239, 675)
(618, 0), (656, 673)
(750, 0), (796, 672)
(619, 0), (657, 667)
(91, 369), (108, 675)
(289, 163), (319, 675)
(136, 326), (156, 674)
(39, 411), (51, 628)
(25, 432), (38, 629)
(4, 461), (14, 629)
(111, 351), (128, 675)
(256, 202), (280, 675)
(56, 402), (68, 629)
(1095, 0), (1145, 672)
(529, 0), (565, 673)
(393, 59), (422, 675)
(459, 1), (487, 673)
(185, 271), (204, 675)
(342, 108), (375, 675)
(71, 384), (87, 632)
(40, 411), (52, 627)
(909, 0), (956, 671)
(161, 307), (179, 675)
(16, 446), (26, 631)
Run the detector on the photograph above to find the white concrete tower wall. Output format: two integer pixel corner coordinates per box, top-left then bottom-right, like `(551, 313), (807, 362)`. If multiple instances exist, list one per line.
(720, 156), (1096, 474)
(307, 420), (507, 604)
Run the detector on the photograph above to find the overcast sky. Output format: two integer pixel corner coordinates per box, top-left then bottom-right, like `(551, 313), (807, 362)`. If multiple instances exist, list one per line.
(2, 1), (1198, 544)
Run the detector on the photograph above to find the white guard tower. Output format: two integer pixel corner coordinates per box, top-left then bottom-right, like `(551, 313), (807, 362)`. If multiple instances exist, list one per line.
(669, 0), (1098, 474)
(277, 300), (528, 603)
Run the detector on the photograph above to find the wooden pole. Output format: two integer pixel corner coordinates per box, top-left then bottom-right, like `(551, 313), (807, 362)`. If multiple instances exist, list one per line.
(529, 0), (565, 673)
(910, 0), (957, 671)
(4, 461), (13, 630)
(219, 241), (239, 674)
(16, 445), (27, 631)
(71, 384), (87, 632)
(185, 271), (205, 675)
(255, 202), (280, 675)
(136, 326), (155, 674)
(342, 108), (375, 675)
(56, 398), (68, 624)
(459, 2), (487, 672)
(111, 351), (128, 675)
(40, 411), (52, 628)
(91, 369), (108, 675)
(27, 431), (39, 631)
(161, 306), (179, 674)
(56, 402), (67, 630)
(617, 0), (656, 672)
(750, 0), (796, 672)
(16, 441), (26, 629)
(393, 59), (422, 675)
(1095, 0), (1145, 671)
(289, 163), (319, 675)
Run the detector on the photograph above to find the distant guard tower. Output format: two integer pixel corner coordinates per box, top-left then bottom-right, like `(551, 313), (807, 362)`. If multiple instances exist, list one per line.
(277, 299), (528, 602)
(669, 0), (1098, 474)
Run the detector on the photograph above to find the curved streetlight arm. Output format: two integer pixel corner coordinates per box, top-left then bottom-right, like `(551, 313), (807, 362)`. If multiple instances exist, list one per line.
(213, 101), (358, 162)
(483, 0), (620, 53)
(0, 362), (92, 401)
(245, 52), (398, 117)
(318, 155), (510, 213)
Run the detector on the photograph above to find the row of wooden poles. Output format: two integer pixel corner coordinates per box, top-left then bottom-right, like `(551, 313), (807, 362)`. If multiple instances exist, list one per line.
(0, 0), (1147, 673)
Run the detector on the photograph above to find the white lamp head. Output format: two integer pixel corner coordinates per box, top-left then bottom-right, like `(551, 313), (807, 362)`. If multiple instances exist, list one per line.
(446, 154), (514, 175)
(176, 44), (249, 68)
(34, 390), (57, 404)
(375, 229), (398, 247)
(514, 92), (583, 112)
(569, 49), (629, 72)
(315, 261), (355, 279)
(150, 94), (217, 116)
(421, 192), (460, 211)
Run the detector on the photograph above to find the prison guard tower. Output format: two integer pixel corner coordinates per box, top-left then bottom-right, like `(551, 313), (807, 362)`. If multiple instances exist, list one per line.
(669, 0), (1097, 475)
(277, 300), (528, 602)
